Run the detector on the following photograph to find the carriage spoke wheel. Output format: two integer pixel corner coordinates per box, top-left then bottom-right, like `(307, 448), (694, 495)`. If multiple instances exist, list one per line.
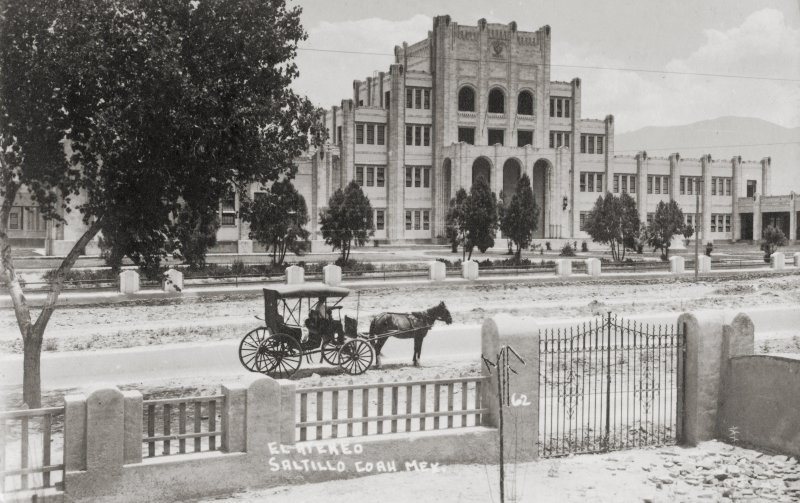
(338, 339), (374, 375)
(321, 341), (341, 365)
(256, 334), (302, 379)
(238, 327), (269, 372)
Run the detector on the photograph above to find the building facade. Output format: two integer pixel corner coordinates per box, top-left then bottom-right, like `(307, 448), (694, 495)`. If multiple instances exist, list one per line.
(6, 16), (795, 255)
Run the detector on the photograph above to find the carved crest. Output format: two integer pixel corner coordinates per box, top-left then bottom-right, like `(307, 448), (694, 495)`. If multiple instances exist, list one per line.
(491, 40), (505, 58)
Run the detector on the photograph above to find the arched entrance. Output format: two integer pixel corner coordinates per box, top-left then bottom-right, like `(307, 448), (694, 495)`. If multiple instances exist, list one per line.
(442, 158), (452, 200)
(532, 159), (551, 238)
(472, 157), (492, 186)
(502, 158), (522, 204)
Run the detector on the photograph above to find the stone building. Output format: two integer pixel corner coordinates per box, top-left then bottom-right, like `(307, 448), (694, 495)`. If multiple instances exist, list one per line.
(5, 16), (795, 254)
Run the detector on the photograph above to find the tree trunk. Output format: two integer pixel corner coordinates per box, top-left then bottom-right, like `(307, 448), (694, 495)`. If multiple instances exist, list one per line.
(22, 329), (43, 407)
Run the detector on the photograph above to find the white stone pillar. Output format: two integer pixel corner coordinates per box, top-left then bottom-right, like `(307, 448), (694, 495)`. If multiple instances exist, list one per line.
(556, 259), (572, 276)
(584, 258), (601, 277)
(323, 264), (342, 286)
(794, 252), (800, 267)
(162, 268), (184, 292)
(285, 265), (304, 285)
(697, 255), (711, 274)
(119, 270), (140, 294)
(669, 256), (685, 274)
(770, 252), (785, 270)
(461, 260), (479, 280)
(429, 261), (446, 281)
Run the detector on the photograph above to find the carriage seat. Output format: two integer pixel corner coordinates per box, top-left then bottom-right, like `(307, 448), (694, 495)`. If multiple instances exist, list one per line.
(344, 315), (360, 338)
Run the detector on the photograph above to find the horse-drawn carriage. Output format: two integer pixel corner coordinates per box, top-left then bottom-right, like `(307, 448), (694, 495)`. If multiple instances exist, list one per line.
(238, 283), (452, 378)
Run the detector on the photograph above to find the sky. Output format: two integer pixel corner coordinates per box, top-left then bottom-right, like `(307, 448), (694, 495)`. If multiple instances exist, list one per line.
(289, 0), (800, 134)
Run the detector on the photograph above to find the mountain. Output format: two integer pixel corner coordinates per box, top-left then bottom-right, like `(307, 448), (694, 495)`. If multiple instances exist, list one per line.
(614, 117), (800, 193)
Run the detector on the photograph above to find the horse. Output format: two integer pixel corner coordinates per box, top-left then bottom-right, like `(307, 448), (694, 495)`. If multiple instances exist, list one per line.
(368, 301), (452, 368)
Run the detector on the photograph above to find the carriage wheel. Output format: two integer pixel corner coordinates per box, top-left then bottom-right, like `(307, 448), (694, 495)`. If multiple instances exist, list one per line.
(238, 327), (269, 372)
(256, 334), (302, 378)
(321, 341), (341, 365)
(338, 339), (374, 375)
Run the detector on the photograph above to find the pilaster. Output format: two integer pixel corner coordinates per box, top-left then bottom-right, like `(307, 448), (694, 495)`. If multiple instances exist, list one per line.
(604, 115), (615, 193)
(387, 64), (406, 240)
(731, 156), (742, 241)
(669, 153), (680, 202)
(636, 151), (648, 224)
(701, 154), (712, 244)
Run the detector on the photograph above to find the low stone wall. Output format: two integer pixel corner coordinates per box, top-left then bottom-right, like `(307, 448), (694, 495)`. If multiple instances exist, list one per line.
(719, 354), (800, 456)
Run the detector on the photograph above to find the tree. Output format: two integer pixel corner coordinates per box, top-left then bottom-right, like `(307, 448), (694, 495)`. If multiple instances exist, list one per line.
(242, 180), (309, 266)
(1, 0), (325, 407)
(500, 174), (540, 260)
(463, 176), (498, 260)
(584, 192), (640, 262)
(645, 200), (690, 259)
(445, 188), (468, 254)
(760, 225), (788, 262)
(319, 181), (374, 262)
(172, 205), (220, 271)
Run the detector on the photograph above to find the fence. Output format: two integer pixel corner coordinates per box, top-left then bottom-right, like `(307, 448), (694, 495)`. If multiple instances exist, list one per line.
(0, 406), (65, 494)
(143, 395), (224, 458)
(295, 376), (489, 442)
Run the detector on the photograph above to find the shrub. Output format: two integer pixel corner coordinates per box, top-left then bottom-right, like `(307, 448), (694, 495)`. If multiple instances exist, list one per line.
(334, 258), (376, 272)
(545, 241), (551, 251)
(559, 243), (576, 257)
(581, 241), (589, 252)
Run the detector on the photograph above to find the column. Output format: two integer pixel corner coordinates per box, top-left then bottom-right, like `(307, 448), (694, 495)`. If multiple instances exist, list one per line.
(732, 156), (742, 241)
(387, 64), (406, 241)
(761, 157), (771, 196)
(636, 152), (648, 224)
(604, 115), (615, 193)
(669, 153), (680, 202)
(701, 154), (712, 244)
(340, 100), (355, 186)
(789, 192), (797, 242)
(753, 195), (762, 241)
(570, 78), (582, 237)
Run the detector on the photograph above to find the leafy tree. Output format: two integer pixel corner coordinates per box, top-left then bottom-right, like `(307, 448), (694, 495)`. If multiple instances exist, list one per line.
(319, 180), (374, 262)
(445, 188), (468, 254)
(463, 176), (498, 260)
(584, 192), (640, 262)
(760, 225), (788, 262)
(172, 206), (220, 271)
(645, 200), (690, 259)
(0, 0), (325, 407)
(242, 180), (309, 266)
(500, 174), (540, 260)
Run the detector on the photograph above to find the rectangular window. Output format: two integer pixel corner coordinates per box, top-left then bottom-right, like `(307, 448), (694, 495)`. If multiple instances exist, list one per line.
(423, 89), (431, 109)
(711, 214), (717, 233)
(366, 124), (375, 145)
(630, 175), (636, 194)
(377, 167), (385, 187)
(414, 126), (421, 146)
(580, 172), (586, 192)
(517, 130), (533, 147)
(680, 177), (685, 195)
(549, 131), (554, 148)
(405, 210), (412, 230)
(725, 178), (731, 196)
(356, 166), (364, 186)
(406, 88), (413, 109)
(405, 167), (412, 188)
(423, 167), (430, 188)
(747, 180), (757, 198)
(549, 98), (555, 117)
(655, 176), (661, 194)
(356, 124), (364, 144)
(588, 136), (595, 154)
(588, 173), (595, 192)
(406, 126), (413, 146)
(580, 135), (586, 153)
(367, 166), (374, 187)
(384, 91), (390, 109)
(579, 212), (587, 231)
(614, 174), (619, 193)
(688, 178), (694, 196)
(414, 89), (422, 109)
(220, 191), (236, 226)
(337, 126), (342, 145)
(725, 214), (731, 232)
(556, 99), (562, 117)
(662, 176), (669, 194)
(414, 211), (421, 230)
(423, 210), (430, 230)
(414, 167), (421, 188)
(423, 126), (430, 147)
(376, 210), (385, 230)
(458, 127), (474, 145)
(9, 208), (21, 230)
(596, 174), (603, 192)
(622, 176), (628, 193)
(564, 99), (570, 118)
(376, 125), (385, 145)
(647, 175), (653, 194)
(488, 129), (504, 146)
(711, 178), (717, 195)
(597, 136), (604, 154)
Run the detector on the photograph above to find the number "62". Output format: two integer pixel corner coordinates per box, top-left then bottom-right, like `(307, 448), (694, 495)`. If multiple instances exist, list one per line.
(511, 393), (531, 407)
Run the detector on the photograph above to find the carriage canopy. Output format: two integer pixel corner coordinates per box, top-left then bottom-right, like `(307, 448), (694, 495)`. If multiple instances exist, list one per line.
(262, 283), (351, 334)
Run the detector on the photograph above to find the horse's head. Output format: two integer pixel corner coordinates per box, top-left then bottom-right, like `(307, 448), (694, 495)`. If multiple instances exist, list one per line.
(437, 301), (453, 325)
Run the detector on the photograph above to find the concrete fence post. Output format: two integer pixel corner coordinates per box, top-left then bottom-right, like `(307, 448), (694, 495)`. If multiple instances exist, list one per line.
(697, 255), (711, 274)
(64, 393), (87, 472)
(669, 256), (685, 275)
(677, 311), (727, 446)
(278, 379), (297, 444)
(794, 252), (800, 267)
(122, 390), (143, 465)
(85, 386), (125, 474)
(461, 260), (479, 280)
(429, 261), (446, 281)
(718, 313), (755, 438)
(585, 258), (601, 277)
(556, 259), (572, 277)
(163, 268), (184, 292)
(770, 252), (785, 270)
(481, 315), (541, 461)
(246, 376), (283, 455)
(119, 270), (140, 294)
(221, 382), (248, 453)
(323, 264), (342, 286)
(285, 265), (304, 285)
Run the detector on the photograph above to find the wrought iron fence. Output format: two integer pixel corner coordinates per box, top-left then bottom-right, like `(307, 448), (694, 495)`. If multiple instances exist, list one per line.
(142, 395), (224, 458)
(0, 406), (65, 494)
(539, 313), (684, 457)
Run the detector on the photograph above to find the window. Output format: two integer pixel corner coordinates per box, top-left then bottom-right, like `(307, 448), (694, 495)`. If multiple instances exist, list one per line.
(405, 211), (412, 230)
(517, 130), (533, 147)
(630, 175), (636, 193)
(406, 168), (413, 188)
(711, 214), (717, 233)
(384, 91), (390, 109)
(406, 125), (430, 147)
(580, 211), (590, 231)
(655, 176), (661, 194)
(414, 211), (421, 230)
(662, 176), (669, 194)
(367, 166), (375, 187)
(621, 176), (628, 193)
(725, 178), (731, 196)
(488, 88), (505, 114)
(549, 131), (571, 148)
(580, 135), (586, 153)
(725, 214), (731, 232)
(588, 136), (595, 154)
(487, 129), (504, 146)
(220, 191), (236, 226)
(556, 99), (562, 117)
(596, 174), (603, 192)
(648, 175), (653, 194)
(680, 177), (685, 195)
(423, 127), (430, 147)
(414, 127), (421, 146)
(337, 126), (342, 145)
(414, 167), (421, 188)
(647, 213), (654, 226)
(377, 125), (385, 145)
(581, 134), (605, 154)
(711, 178), (717, 195)
(406, 89), (413, 109)
(458, 127), (475, 145)
(423, 210), (430, 230)
(356, 124), (364, 144)
(9, 207), (21, 230)
(424, 89), (430, 109)
(517, 91), (533, 115)
(613, 174), (619, 193)
(747, 180), (757, 198)
(377, 167), (385, 187)
(580, 173), (586, 192)
(415, 89), (421, 110)
(458, 87), (475, 112)
(564, 100), (570, 118)
(405, 166), (431, 189)
(406, 126), (413, 146)
(549, 97), (573, 118)
(581, 172), (603, 192)
(366, 124), (375, 145)
(597, 136), (603, 154)
(406, 87), (431, 110)
(376, 210), (385, 230)
(356, 166), (364, 186)
(423, 168), (430, 188)
(549, 98), (554, 117)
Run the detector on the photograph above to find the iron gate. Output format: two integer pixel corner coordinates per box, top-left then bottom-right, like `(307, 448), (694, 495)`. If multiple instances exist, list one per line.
(539, 313), (685, 457)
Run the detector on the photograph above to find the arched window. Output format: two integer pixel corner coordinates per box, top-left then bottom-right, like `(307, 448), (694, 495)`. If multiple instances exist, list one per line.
(458, 87), (475, 112)
(517, 91), (533, 115)
(488, 88), (505, 114)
